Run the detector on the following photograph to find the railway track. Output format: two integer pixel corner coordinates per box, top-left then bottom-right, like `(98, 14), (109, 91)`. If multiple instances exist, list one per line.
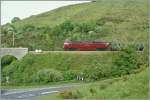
(29, 51), (117, 54)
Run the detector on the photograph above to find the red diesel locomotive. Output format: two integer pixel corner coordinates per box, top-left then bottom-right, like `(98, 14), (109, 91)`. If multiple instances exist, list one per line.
(63, 41), (111, 51)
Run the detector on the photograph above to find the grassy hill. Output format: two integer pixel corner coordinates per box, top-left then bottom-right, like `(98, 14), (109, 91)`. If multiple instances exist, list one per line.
(1, 0), (149, 50)
(38, 67), (149, 99)
(2, 46), (148, 85)
(2, 51), (113, 85)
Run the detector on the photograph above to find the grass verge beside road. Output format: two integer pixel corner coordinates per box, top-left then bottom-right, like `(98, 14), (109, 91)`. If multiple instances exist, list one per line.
(38, 67), (148, 100)
(1, 80), (82, 89)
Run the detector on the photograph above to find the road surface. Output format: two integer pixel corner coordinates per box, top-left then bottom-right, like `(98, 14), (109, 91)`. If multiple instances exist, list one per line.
(1, 85), (75, 100)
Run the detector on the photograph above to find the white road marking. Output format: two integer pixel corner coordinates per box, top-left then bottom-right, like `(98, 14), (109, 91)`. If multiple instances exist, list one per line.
(17, 94), (35, 98)
(28, 94), (35, 97)
(40, 91), (59, 95)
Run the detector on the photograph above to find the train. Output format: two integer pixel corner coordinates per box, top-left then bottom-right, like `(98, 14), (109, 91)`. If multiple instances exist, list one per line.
(63, 41), (111, 51)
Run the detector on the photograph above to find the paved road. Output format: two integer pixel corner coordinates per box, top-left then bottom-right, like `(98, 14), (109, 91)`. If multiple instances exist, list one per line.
(1, 85), (75, 100)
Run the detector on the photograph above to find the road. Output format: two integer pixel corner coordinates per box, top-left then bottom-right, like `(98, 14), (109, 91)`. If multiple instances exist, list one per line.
(1, 85), (75, 100)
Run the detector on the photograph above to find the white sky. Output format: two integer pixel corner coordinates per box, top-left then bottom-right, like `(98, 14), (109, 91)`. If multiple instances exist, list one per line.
(1, 1), (90, 25)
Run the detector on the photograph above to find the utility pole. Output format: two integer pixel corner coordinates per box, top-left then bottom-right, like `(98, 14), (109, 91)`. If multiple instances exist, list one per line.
(13, 31), (15, 47)
(8, 26), (15, 47)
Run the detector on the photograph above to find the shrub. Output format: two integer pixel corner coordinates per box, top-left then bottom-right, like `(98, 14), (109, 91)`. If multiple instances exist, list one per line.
(73, 90), (83, 99)
(77, 22), (96, 33)
(84, 64), (111, 81)
(111, 41), (124, 51)
(63, 70), (76, 80)
(73, 25), (81, 32)
(2, 61), (20, 83)
(89, 88), (97, 95)
(135, 43), (144, 51)
(22, 54), (34, 65)
(36, 68), (63, 83)
(112, 45), (138, 76)
(59, 90), (73, 99)
(60, 20), (74, 33)
(1, 55), (17, 67)
(94, 26), (102, 33)
(139, 47), (148, 66)
(59, 89), (83, 99)
(71, 33), (82, 41)
(22, 24), (35, 32)
(11, 17), (21, 23)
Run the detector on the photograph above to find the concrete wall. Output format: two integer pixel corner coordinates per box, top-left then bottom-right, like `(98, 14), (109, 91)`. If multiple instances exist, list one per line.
(0, 48), (28, 59)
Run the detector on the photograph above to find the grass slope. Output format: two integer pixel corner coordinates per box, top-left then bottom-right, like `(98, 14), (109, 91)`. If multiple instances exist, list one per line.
(2, 51), (113, 85)
(2, 49), (147, 85)
(13, 0), (148, 28)
(1, 0), (149, 50)
(38, 67), (149, 99)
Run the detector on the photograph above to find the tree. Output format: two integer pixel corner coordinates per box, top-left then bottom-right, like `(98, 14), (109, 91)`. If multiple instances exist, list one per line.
(1, 55), (17, 68)
(22, 24), (35, 32)
(7, 24), (17, 47)
(60, 20), (74, 33)
(11, 17), (21, 23)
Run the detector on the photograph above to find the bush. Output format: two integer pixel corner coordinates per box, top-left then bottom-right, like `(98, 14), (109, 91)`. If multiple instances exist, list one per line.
(36, 68), (63, 83)
(135, 43), (144, 51)
(76, 22), (96, 33)
(89, 88), (97, 95)
(11, 17), (21, 23)
(59, 89), (83, 99)
(51, 25), (62, 36)
(95, 22), (114, 35)
(1, 55), (17, 67)
(111, 42), (124, 51)
(59, 90), (73, 99)
(22, 24), (35, 32)
(84, 64), (111, 81)
(112, 45), (138, 76)
(2, 61), (20, 83)
(22, 54), (35, 65)
(60, 20), (74, 33)
(63, 70), (76, 80)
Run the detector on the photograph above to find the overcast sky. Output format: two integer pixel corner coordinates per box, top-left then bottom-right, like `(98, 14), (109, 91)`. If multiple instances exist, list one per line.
(1, 1), (90, 25)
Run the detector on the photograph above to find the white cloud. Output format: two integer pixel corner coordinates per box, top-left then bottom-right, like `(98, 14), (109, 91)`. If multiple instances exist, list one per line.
(1, 1), (90, 25)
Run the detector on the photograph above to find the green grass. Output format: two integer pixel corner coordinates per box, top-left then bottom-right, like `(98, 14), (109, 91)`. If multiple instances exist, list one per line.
(12, 0), (148, 28)
(2, 51), (113, 85)
(1, 1), (148, 97)
(38, 67), (149, 100)
(1, 0), (148, 50)
(2, 49), (147, 86)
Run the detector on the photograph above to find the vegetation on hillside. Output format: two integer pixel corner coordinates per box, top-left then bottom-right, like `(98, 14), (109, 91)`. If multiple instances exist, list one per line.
(2, 46), (148, 85)
(39, 67), (148, 99)
(1, 0), (148, 50)
(1, 0), (148, 99)
(1, 55), (17, 68)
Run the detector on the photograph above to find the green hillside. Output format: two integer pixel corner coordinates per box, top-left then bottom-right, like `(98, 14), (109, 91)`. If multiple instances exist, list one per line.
(38, 67), (149, 99)
(2, 46), (148, 85)
(1, 0), (149, 50)
(2, 51), (113, 85)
